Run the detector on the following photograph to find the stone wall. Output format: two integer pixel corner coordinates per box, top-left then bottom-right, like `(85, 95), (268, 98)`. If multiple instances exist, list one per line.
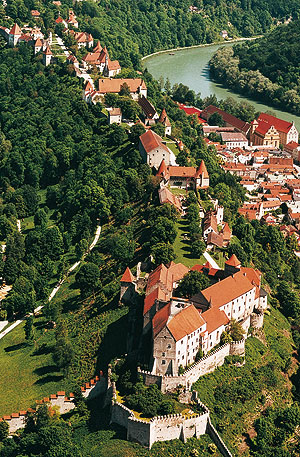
(110, 401), (210, 449)
(139, 340), (246, 393)
(207, 418), (233, 457)
(183, 344), (231, 387)
(1, 373), (106, 435)
(250, 311), (264, 329)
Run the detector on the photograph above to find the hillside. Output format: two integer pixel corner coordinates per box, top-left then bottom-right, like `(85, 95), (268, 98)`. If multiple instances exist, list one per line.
(2, 0), (300, 67)
(209, 20), (300, 115)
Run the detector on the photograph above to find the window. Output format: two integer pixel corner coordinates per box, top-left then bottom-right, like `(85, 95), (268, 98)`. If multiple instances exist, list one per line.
(167, 344), (171, 349)
(162, 352), (165, 357)
(188, 335), (190, 340)
(182, 355), (184, 360)
(162, 360), (166, 365)
(181, 340), (183, 344)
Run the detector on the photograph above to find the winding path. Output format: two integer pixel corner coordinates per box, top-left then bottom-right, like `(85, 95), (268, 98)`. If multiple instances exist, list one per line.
(0, 225), (101, 340)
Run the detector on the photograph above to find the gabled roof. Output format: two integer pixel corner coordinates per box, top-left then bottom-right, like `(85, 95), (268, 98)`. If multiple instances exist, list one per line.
(144, 287), (168, 315)
(93, 41), (102, 52)
(35, 38), (43, 46)
(167, 305), (205, 341)
(207, 231), (223, 248)
(138, 95), (157, 119)
(121, 267), (134, 283)
(156, 159), (168, 178)
(43, 45), (52, 55)
(10, 23), (21, 35)
(158, 187), (182, 212)
(202, 307), (229, 333)
(139, 130), (169, 154)
(258, 113), (295, 134)
(106, 59), (121, 70)
(222, 222), (231, 240)
(153, 303), (171, 338)
(225, 254), (241, 267)
(168, 262), (189, 282)
(146, 264), (172, 295)
(98, 78), (146, 94)
(192, 270), (254, 308)
(201, 105), (250, 134)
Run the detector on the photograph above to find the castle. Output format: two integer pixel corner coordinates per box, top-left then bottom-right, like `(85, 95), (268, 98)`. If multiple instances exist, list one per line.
(121, 255), (267, 378)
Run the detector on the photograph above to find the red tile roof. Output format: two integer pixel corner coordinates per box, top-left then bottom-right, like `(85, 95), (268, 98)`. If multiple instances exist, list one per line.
(258, 113), (295, 134)
(10, 23), (21, 35)
(225, 254), (240, 267)
(159, 108), (171, 127)
(120, 267), (134, 283)
(202, 307), (229, 333)
(139, 130), (169, 154)
(167, 305), (205, 341)
(144, 287), (168, 315)
(196, 160), (209, 179)
(98, 78), (146, 94)
(201, 105), (250, 134)
(152, 303), (171, 337)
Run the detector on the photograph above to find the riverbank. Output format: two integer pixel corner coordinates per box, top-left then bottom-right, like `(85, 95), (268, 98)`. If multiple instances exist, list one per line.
(141, 36), (262, 61)
(144, 40), (300, 132)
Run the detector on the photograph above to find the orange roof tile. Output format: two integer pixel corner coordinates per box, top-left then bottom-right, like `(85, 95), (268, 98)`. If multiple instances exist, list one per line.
(121, 267), (134, 283)
(158, 108), (171, 127)
(144, 287), (168, 315)
(168, 262), (189, 282)
(139, 130), (169, 155)
(225, 254), (241, 267)
(152, 303), (171, 337)
(167, 305), (205, 341)
(196, 160), (209, 179)
(202, 307), (229, 333)
(98, 78), (146, 94)
(10, 23), (21, 35)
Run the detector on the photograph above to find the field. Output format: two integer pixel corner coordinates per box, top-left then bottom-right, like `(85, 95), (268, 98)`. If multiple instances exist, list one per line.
(0, 316), (66, 417)
(173, 219), (205, 267)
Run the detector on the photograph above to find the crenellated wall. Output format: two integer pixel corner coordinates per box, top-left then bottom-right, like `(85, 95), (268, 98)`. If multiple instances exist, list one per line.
(138, 341), (247, 392)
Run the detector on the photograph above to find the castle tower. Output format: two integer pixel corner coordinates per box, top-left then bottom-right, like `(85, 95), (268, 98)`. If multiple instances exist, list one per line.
(158, 108), (172, 136)
(195, 160), (209, 189)
(43, 45), (53, 66)
(120, 267), (136, 303)
(224, 254), (241, 276)
(34, 38), (43, 54)
(9, 23), (21, 47)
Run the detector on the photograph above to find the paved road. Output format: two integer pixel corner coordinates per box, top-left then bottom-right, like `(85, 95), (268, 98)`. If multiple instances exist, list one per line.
(0, 225), (101, 340)
(55, 34), (69, 57)
(203, 250), (220, 269)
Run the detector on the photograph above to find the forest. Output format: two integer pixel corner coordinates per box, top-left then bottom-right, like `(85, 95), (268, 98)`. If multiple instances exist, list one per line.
(209, 20), (300, 115)
(1, 0), (300, 68)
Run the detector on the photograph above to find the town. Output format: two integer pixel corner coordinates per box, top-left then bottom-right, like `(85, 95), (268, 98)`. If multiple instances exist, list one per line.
(0, 3), (300, 457)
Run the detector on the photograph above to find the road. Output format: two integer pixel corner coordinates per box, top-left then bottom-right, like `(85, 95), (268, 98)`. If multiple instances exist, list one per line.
(0, 225), (101, 340)
(203, 250), (220, 269)
(55, 34), (69, 58)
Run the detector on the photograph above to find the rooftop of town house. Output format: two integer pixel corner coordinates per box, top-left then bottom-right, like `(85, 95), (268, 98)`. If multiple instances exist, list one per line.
(201, 105), (251, 134)
(143, 287), (169, 315)
(225, 254), (241, 267)
(256, 112), (295, 134)
(138, 95), (157, 119)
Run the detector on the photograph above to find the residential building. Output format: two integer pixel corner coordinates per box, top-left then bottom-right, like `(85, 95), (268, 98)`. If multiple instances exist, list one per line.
(43, 45), (53, 66)
(94, 78), (147, 101)
(70, 30), (93, 48)
(108, 108), (122, 124)
(221, 132), (248, 149)
(138, 96), (159, 125)
(139, 130), (176, 168)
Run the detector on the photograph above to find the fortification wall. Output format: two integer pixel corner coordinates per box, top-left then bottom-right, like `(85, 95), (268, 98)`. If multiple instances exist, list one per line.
(111, 401), (134, 428)
(250, 312), (264, 329)
(138, 369), (163, 389)
(1, 373), (106, 435)
(183, 344), (231, 386)
(229, 339), (245, 356)
(207, 418), (233, 457)
(127, 417), (152, 448)
(161, 374), (186, 392)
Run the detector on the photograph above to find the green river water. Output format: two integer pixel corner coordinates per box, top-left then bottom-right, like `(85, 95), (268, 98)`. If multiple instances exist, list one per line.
(143, 43), (300, 132)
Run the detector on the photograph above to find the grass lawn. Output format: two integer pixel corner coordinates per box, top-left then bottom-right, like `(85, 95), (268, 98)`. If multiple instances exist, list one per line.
(0, 316), (67, 417)
(167, 141), (179, 157)
(170, 187), (188, 196)
(173, 219), (205, 267)
(210, 249), (226, 269)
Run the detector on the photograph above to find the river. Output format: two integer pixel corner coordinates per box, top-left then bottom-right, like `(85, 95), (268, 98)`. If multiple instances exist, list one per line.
(143, 42), (300, 132)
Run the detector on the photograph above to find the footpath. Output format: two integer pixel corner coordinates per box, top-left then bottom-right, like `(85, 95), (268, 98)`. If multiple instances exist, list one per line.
(0, 225), (101, 340)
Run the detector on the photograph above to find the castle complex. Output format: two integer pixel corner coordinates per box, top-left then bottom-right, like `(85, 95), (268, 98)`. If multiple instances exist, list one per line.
(121, 255), (267, 378)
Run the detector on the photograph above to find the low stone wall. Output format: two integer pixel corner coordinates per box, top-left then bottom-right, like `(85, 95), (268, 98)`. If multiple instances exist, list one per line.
(1, 373), (106, 435)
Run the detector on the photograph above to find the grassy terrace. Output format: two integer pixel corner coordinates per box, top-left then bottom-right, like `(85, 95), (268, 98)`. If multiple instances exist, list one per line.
(0, 316), (66, 417)
(173, 219), (205, 267)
